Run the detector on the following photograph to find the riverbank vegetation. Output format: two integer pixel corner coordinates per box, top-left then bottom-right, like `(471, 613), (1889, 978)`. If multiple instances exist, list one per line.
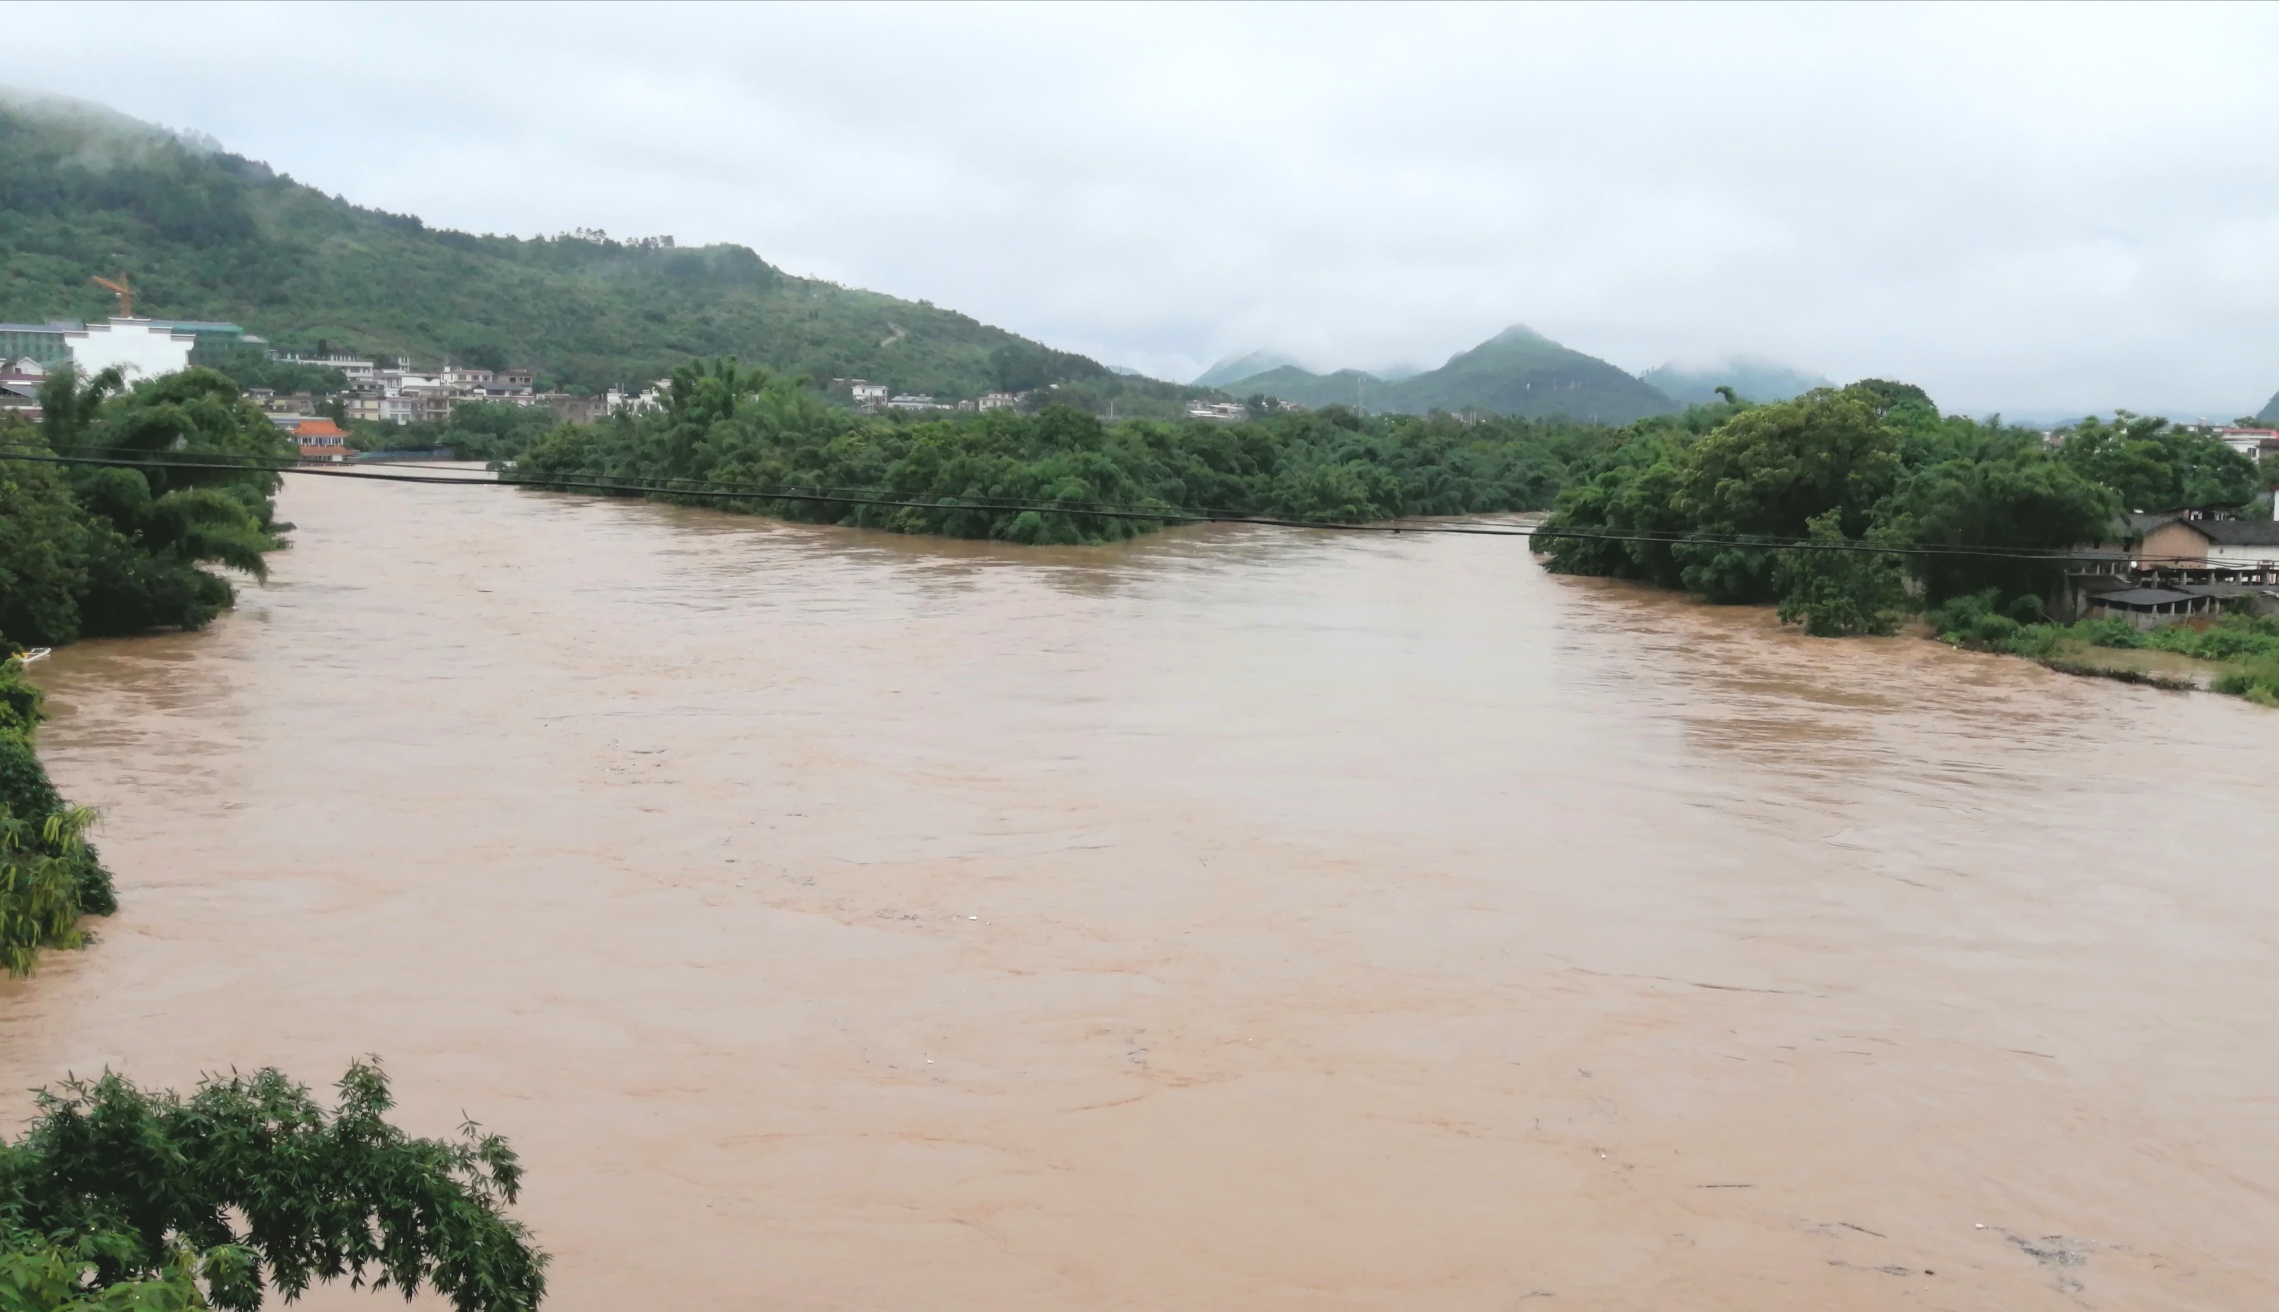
(1536, 381), (2262, 631)
(0, 1058), (547, 1311)
(508, 360), (1633, 544)
(0, 364), (290, 971)
(1542, 382), (2111, 632)
(355, 400), (561, 462)
(0, 653), (112, 975)
(0, 366), (291, 650)
(1536, 382), (2279, 703)
(1929, 596), (2279, 704)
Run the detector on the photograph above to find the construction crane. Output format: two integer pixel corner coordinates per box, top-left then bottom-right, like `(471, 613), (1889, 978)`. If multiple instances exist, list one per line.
(91, 274), (132, 318)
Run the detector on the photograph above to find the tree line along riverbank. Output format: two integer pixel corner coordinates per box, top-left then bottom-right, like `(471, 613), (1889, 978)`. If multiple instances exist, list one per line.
(501, 358), (1657, 542)
(1531, 379), (2279, 704)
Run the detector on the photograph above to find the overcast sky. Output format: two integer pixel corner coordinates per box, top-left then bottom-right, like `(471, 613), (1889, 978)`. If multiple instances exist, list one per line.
(14, 2), (2279, 417)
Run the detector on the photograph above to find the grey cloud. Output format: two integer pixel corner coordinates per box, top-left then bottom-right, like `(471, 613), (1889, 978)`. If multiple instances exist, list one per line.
(14, 1), (2279, 416)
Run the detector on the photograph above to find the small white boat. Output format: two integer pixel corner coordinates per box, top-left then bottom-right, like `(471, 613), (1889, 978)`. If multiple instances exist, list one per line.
(11, 648), (50, 666)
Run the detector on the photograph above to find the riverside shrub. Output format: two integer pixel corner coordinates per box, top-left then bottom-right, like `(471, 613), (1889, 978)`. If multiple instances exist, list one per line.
(0, 1060), (547, 1312)
(0, 655), (111, 974)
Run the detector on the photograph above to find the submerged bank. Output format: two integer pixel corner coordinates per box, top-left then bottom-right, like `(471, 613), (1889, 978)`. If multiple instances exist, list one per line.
(1929, 596), (2279, 705)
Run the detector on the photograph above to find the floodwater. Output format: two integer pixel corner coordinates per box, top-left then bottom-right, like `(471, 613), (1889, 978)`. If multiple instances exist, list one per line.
(9, 473), (2279, 1310)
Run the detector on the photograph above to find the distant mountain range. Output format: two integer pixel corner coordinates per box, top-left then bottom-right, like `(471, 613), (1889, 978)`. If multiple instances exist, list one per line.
(1197, 330), (1832, 423)
(1194, 349), (1302, 389)
(1196, 328), (1650, 423)
(1639, 356), (1829, 406)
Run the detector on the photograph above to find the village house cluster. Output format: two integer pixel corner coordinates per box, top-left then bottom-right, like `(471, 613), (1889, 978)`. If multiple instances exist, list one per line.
(2070, 507), (2279, 628)
(0, 309), (620, 461)
(0, 306), (1081, 462)
(264, 352), (617, 431)
(828, 378), (1022, 414)
(2035, 422), (2279, 627)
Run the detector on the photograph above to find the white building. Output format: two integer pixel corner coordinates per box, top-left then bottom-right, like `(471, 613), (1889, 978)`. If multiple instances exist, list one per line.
(604, 380), (670, 416)
(345, 393), (418, 425)
(1185, 400), (1249, 423)
(0, 357), (42, 416)
(278, 353), (377, 384)
(67, 319), (196, 381)
(2218, 427), (2279, 459)
(978, 391), (1019, 411)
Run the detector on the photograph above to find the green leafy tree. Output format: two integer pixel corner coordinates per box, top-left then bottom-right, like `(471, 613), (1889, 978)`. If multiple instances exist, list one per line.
(184, 343), (346, 397)
(6, 367), (293, 642)
(0, 423), (89, 650)
(1534, 436), (1694, 588)
(30, 368), (124, 456)
(1878, 447), (2118, 605)
(0, 1060), (547, 1312)
(1536, 383), (2257, 639)
(1665, 386), (1903, 602)
(0, 807), (98, 977)
(2056, 412), (2259, 511)
(417, 403), (561, 462)
(1772, 511), (1909, 636)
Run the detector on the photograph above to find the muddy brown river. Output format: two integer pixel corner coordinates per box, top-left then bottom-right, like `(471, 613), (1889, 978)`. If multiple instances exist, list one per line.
(9, 473), (2277, 1310)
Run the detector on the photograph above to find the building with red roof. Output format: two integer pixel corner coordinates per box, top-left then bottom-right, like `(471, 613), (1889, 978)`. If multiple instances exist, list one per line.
(294, 418), (353, 463)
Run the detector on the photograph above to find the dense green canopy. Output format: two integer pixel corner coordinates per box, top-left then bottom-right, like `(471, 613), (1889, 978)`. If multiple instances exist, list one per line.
(0, 366), (290, 650)
(1532, 382), (2190, 635)
(509, 360), (1628, 543)
(2053, 411), (2261, 512)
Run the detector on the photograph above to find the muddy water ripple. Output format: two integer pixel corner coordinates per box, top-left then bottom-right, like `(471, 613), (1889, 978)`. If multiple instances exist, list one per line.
(8, 473), (2277, 1310)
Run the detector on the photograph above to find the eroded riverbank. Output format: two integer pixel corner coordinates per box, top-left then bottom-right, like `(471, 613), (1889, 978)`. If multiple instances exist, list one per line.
(7, 474), (2277, 1310)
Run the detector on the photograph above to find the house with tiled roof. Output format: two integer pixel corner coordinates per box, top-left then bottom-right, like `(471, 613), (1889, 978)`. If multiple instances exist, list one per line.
(294, 418), (354, 463)
(2140, 515), (2279, 569)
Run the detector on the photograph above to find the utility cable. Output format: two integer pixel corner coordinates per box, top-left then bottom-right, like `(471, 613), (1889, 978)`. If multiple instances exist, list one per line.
(0, 446), (2214, 566)
(0, 445), (2117, 557)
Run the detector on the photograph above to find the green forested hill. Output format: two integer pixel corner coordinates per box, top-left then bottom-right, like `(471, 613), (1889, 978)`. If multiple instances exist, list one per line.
(1192, 349), (1300, 389)
(1225, 326), (1681, 424)
(0, 92), (1125, 398)
(1221, 365), (1384, 410)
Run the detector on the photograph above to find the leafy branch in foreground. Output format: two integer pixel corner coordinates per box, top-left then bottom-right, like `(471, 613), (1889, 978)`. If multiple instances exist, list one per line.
(0, 1059), (547, 1312)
